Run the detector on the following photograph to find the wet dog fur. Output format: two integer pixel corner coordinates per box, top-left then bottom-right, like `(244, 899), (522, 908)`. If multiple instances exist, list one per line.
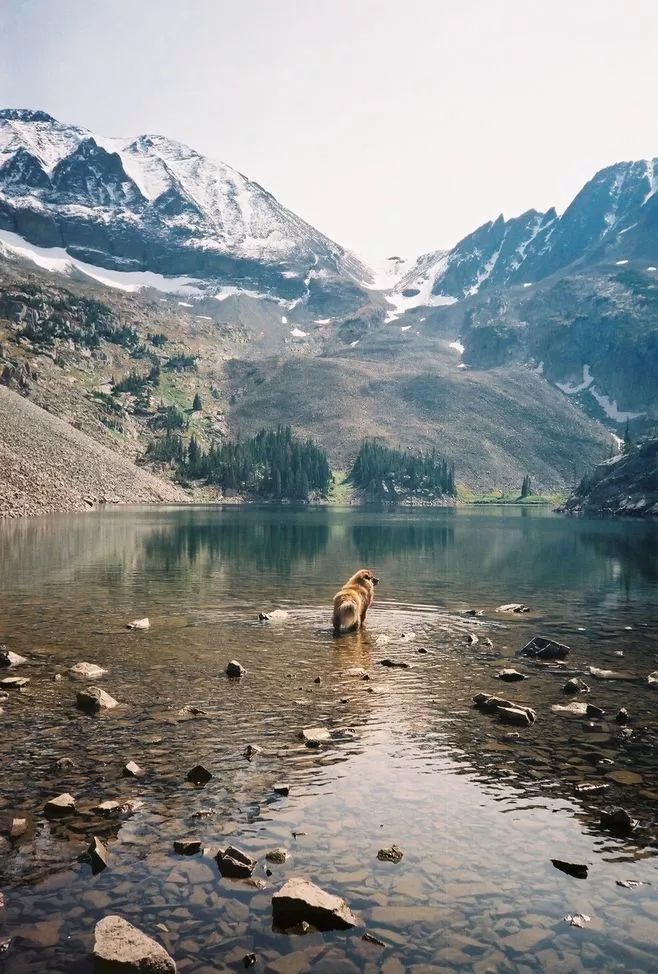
(332, 568), (379, 634)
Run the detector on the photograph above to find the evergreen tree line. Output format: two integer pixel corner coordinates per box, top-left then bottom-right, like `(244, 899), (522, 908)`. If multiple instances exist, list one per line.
(349, 440), (456, 500)
(146, 426), (331, 499)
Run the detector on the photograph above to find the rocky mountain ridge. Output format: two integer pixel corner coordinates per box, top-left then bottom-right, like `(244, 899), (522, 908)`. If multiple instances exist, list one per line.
(563, 438), (658, 517)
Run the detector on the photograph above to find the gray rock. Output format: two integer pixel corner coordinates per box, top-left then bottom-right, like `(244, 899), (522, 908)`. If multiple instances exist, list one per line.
(552, 701), (589, 716)
(44, 793), (76, 819)
(463, 609), (484, 617)
(273, 783), (290, 796)
(497, 669), (527, 683)
(216, 845), (257, 878)
(173, 838), (202, 855)
(520, 635), (570, 661)
(258, 609), (289, 623)
(122, 761), (143, 777)
(266, 847), (289, 864)
(600, 807), (638, 834)
(226, 660), (246, 678)
(564, 677), (590, 694)
(473, 693), (514, 713)
(93, 914), (176, 973)
(244, 744), (261, 760)
(588, 666), (637, 682)
(76, 686), (118, 712)
(272, 877), (360, 931)
(466, 633), (479, 645)
(498, 705), (536, 727)
(88, 836), (109, 874)
(301, 727), (331, 744)
(496, 603), (530, 613)
(69, 662), (107, 680)
(186, 765), (212, 785)
(615, 708), (629, 724)
(586, 704), (605, 719)
(377, 845), (403, 863)
(551, 859), (588, 879)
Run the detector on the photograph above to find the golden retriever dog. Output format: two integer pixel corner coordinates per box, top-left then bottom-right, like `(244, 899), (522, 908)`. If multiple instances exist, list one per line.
(332, 568), (379, 634)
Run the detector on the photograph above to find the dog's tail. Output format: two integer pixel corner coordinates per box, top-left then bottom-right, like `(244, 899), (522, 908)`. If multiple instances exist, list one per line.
(333, 600), (359, 633)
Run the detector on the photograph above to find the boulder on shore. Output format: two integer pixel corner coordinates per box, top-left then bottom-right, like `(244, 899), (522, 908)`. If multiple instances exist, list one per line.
(272, 878), (360, 931)
(93, 914), (176, 973)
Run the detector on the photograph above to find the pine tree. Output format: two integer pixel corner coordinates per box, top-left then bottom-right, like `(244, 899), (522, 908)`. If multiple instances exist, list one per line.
(520, 474), (532, 498)
(623, 419), (633, 453)
(192, 393), (202, 411)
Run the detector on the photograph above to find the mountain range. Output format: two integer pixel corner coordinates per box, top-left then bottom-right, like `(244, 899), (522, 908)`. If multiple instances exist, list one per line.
(1, 107), (657, 509)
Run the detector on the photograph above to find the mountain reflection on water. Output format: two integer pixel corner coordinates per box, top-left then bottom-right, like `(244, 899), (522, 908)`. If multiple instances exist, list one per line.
(0, 505), (657, 973)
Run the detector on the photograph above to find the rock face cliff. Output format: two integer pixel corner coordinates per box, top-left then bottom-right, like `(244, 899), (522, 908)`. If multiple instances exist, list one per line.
(563, 439), (658, 517)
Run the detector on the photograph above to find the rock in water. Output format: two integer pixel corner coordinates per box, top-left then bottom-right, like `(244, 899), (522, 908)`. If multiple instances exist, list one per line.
(273, 783), (290, 796)
(226, 660), (246, 678)
(186, 765), (212, 785)
(69, 662), (107, 680)
(0, 676), (29, 689)
(600, 807), (638, 835)
(266, 847), (289, 864)
(520, 636), (570, 660)
(0, 647), (28, 667)
(127, 618), (150, 630)
(123, 761), (143, 778)
(10, 818), (27, 838)
(301, 727), (331, 744)
(498, 705), (536, 727)
(377, 846), (403, 863)
(88, 836), (109, 874)
(496, 669), (527, 683)
(563, 678), (590, 694)
(76, 686), (118, 712)
(272, 878), (360, 931)
(174, 838), (202, 855)
(93, 915), (176, 973)
(44, 793), (76, 819)
(496, 603), (530, 613)
(216, 846), (257, 878)
(551, 859), (588, 879)
(615, 708), (630, 724)
(258, 610), (289, 623)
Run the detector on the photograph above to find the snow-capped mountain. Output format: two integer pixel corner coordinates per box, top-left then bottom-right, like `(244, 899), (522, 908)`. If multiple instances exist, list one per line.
(388, 158), (658, 309)
(0, 109), (371, 311)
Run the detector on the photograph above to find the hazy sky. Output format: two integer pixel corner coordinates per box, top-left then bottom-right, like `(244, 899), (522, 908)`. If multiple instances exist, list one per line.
(2, 0), (658, 260)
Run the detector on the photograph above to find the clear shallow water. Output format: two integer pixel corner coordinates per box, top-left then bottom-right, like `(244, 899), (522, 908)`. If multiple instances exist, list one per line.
(0, 505), (657, 972)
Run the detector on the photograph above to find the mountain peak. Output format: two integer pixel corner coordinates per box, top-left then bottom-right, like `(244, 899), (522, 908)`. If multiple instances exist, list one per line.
(0, 109), (57, 123)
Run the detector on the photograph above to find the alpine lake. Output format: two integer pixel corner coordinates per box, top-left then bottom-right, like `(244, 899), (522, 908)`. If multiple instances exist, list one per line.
(0, 505), (657, 973)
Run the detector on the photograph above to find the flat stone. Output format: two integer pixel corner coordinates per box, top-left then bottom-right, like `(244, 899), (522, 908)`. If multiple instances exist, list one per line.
(258, 609), (289, 622)
(0, 676), (29, 689)
(266, 847), (289, 864)
(44, 793), (76, 819)
(126, 618), (150, 630)
(174, 838), (202, 855)
(605, 770), (643, 786)
(377, 846), (403, 863)
(88, 836), (109, 874)
(186, 765), (212, 785)
(496, 603), (530, 613)
(552, 701), (589, 717)
(69, 662), (107, 680)
(10, 817), (27, 838)
(123, 761), (143, 778)
(588, 666), (637, 682)
(498, 705), (536, 727)
(496, 669), (527, 683)
(273, 783), (290, 796)
(551, 859), (588, 879)
(216, 845), (257, 878)
(520, 635), (570, 660)
(93, 914), (176, 973)
(76, 686), (118, 712)
(0, 647), (28, 667)
(301, 727), (331, 744)
(272, 878), (360, 931)
(226, 660), (246, 678)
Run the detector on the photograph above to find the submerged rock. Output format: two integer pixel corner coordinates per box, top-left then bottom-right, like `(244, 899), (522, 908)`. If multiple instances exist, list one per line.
(301, 727), (331, 745)
(588, 666), (637, 682)
(520, 636), (570, 661)
(69, 662), (107, 680)
(258, 609), (289, 623)
(226, 660), (246, 678)
(186, 765), (212, 785)
(93, 914), (176, 973)
(272, 878), (360, 931)
(76, 686), (118, 712)
(126, 618), (150, 630)
(44, 793), (76, 819)
(496, 603), (530, 613)
(173, 838), (202, 855)
(377, 845), (403, 863)
(216, 846), (257, 878)
(378, 659), (411, 669)
(266, 847), (289, 864)
(496, 669), (527, 683)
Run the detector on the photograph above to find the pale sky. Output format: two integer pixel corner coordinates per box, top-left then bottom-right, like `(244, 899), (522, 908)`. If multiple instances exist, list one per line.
(1, 0), (658, 261)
